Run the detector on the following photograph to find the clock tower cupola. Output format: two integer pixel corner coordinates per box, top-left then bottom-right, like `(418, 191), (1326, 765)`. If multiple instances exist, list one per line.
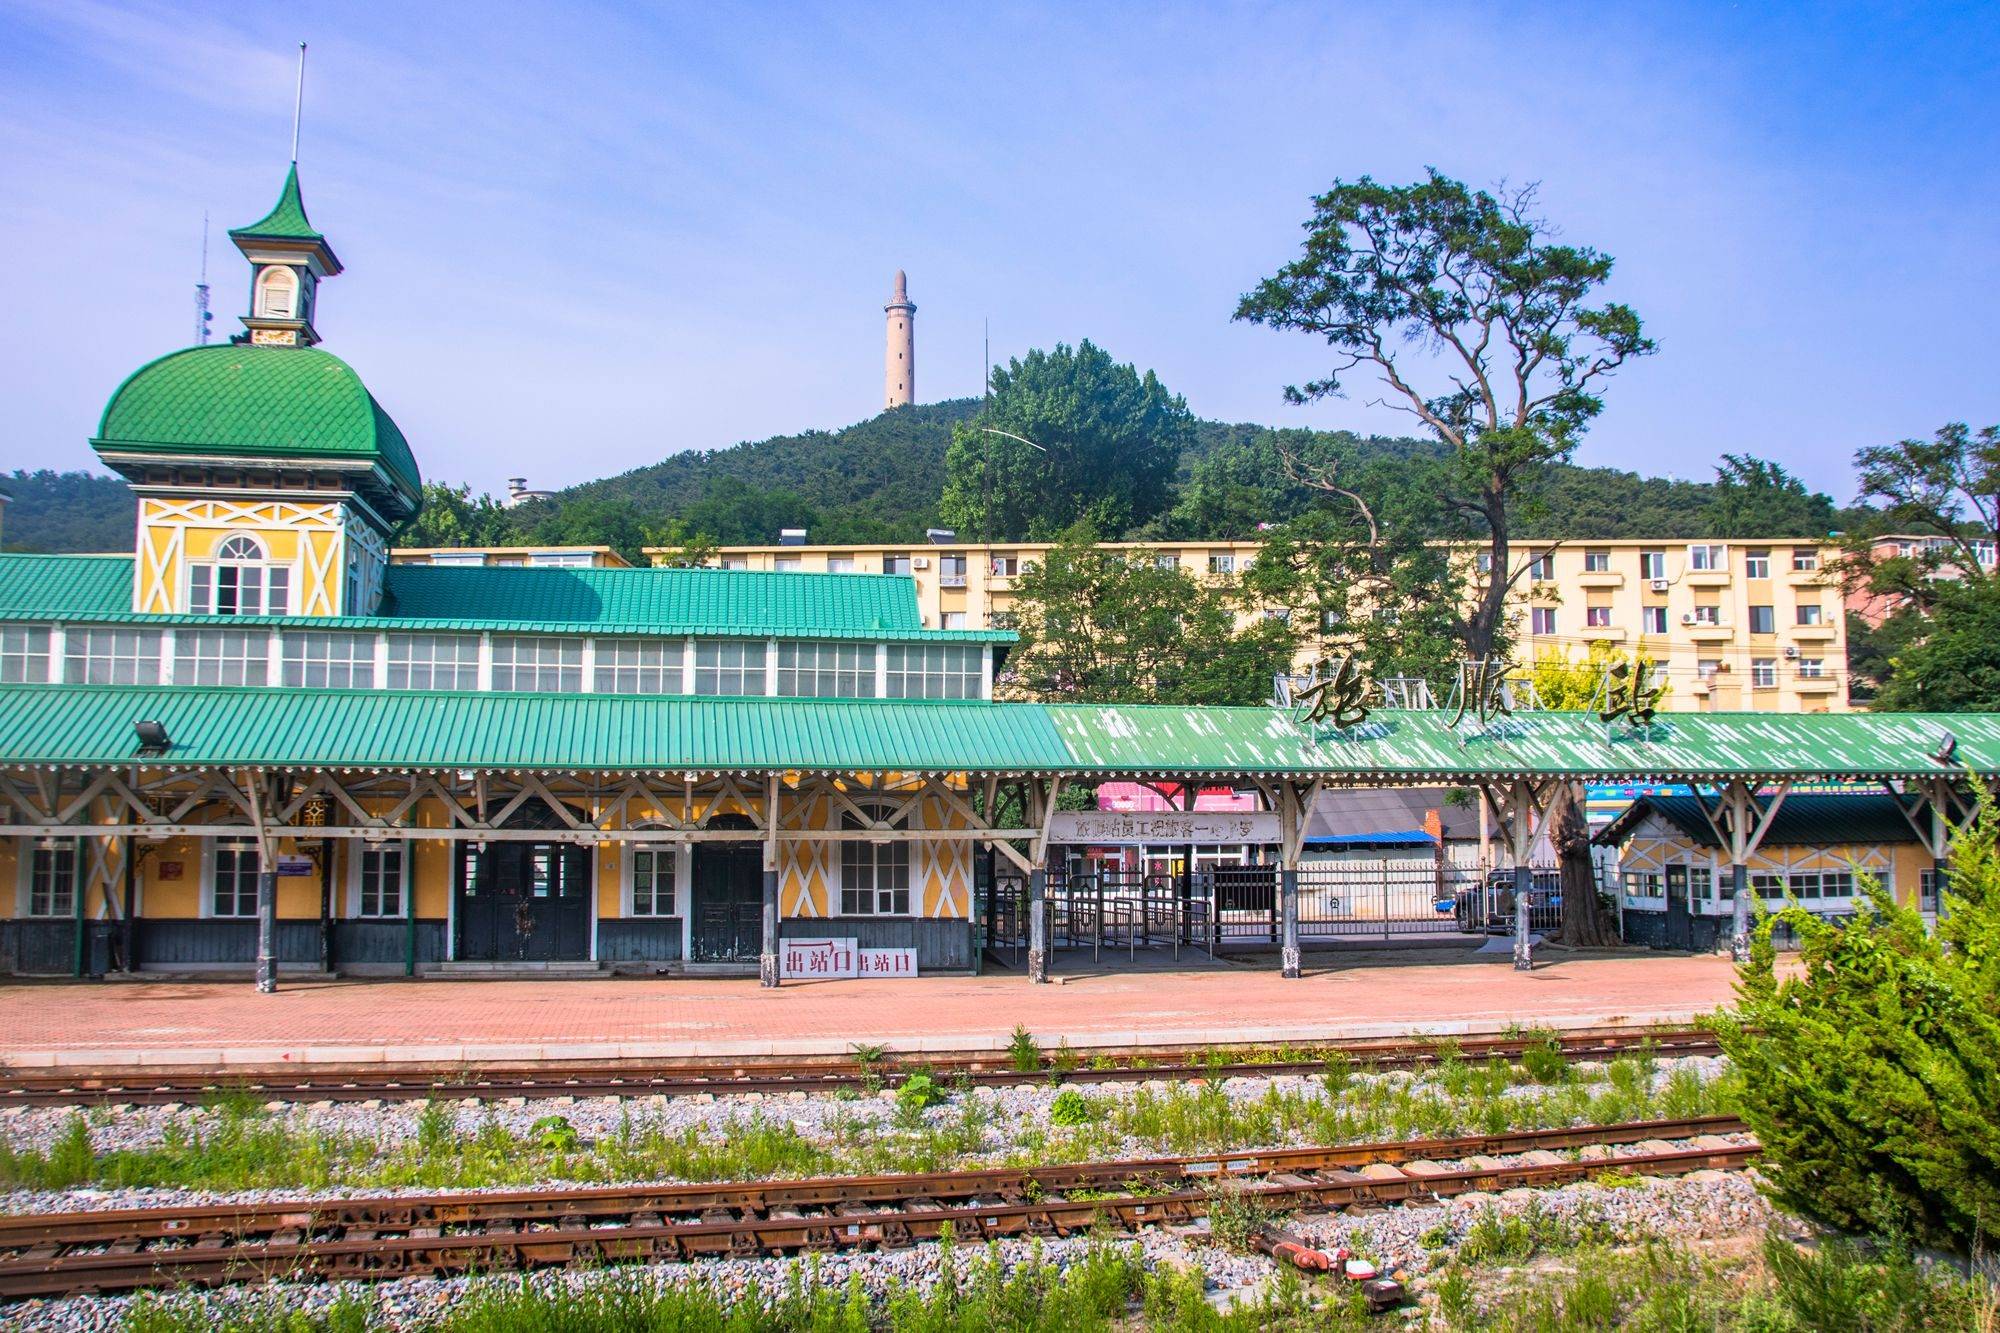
(228, 163), (342, 347)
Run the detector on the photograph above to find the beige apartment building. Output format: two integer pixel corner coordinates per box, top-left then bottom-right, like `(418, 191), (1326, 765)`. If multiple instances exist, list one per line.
(679, 536), (1850, 713)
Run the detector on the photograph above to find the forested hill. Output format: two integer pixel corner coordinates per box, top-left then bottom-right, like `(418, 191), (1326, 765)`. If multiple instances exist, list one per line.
(5, 405), (1837, 553)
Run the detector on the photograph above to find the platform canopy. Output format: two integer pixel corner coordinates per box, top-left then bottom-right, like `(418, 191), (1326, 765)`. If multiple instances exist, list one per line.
(0, 684), (1991, 784)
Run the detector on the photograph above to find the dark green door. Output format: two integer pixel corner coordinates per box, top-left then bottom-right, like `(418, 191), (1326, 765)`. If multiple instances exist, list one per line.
(691, 840), (763, 962)
(456, 841), (591, 962)
(1664, 864), (1692, 951)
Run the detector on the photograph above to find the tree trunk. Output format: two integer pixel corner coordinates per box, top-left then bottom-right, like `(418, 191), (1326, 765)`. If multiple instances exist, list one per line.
(1466, 487), (1510, 662)
(1548, 781), (1622, 948)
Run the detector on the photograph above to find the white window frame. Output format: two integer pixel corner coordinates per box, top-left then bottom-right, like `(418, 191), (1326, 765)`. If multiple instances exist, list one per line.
(281, 630), (377, 689)
(1796, 603), (1824, 626)
(174, 627), (272, 687)
(17, 840), (79, 919)
(885, 643), (982, 699)
(1529, 607), (1556, 636)
(385, 633), (481, 690)
(826, 556), (857, 574)
(203, 837), (262, 919)
(1745, 549), (1771, 580)
(1640, 550), (1666, 580)
(1750, 658), (1778, 689)
(0, 625), (52, 683)
(255, 265), (299, 318)
(1792, 548), (1819, 572)
(1585, 606), (1612, 628)
(1688, 543), (1727, 571)
(187, 533), (292, 617)
(347, 840), (409, 919)
(624, 844), (680, 918)
(490, 634), (585, 692)
(839, 805), (911, 917)
(1641, 607), (1669, 635)
(594, 637), (685, 694)
(1797, 657), (1825, 679)
(1747, 605), (1776, 635)
(693, 639), (769, 696)
(63, 627), (164, 685)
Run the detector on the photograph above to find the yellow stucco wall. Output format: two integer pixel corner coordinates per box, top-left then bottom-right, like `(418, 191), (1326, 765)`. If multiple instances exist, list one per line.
(134, 496), (350, 616)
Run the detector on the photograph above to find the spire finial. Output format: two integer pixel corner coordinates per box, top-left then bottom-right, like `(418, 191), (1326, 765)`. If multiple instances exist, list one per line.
(893, 269), (907, 302)
(290, 42), (307, 163)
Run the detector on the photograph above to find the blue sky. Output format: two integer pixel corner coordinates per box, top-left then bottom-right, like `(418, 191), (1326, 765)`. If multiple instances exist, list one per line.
(2, 1), (1995, 498)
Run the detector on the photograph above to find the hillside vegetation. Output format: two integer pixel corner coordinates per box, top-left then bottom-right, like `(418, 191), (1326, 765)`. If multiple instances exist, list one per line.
(6, 405), (1840, 554)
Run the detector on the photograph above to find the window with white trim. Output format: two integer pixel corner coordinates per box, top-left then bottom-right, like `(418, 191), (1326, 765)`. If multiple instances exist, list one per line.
(63, 628), (163, 685)
(1207, 553), (1236, 575)
(1796, 603), (1824, 626)
(1640, 550), (1666, 580)
(1641, 607), (1668, 635)
(27, 843), (77, 918)
(694, 639), (767, 696)
(1691, 867), (1719, 902)
(1792, 549), (1819, 572)
(1153, 553), (1179, 570)
(1, 625), (51, 683)
(211, 839), (260, 917)
(1585, 606), (1612, 628)
(776, 641), (873, 697)
(594, 638), (684, 694)
(882, 554), (913, 576)
(1797, 657), (1825, 679)
(1751, 658), (1777, 688)
(629, 847), (677, 916)
(1689, 544), (1727, 571)
(357, 843), (404, 917)
(1748, 605), (1775, 634)
(281, 631), (375, 688)
(1621, 870), (1661, 905)
(1526, 554), (1551, 582)
(827, 556), (857, 573)
(491, 635), (584, 692)
(1920, 868), (1940, 912)
(840, 808), (910, 915)
(1745, 550), (1771, 579)
(1690, 604), (1721, 626)
(255, 266), (299, 318)
(885, 644), (982, 699)
(1529, 607), (1556, 636)
(386, 634), (479, 690)
(188, 534), (289, 615)
(175, 629), (270, 686)
(773, 556), (803, 572)
(1583, 549), (1610, 572)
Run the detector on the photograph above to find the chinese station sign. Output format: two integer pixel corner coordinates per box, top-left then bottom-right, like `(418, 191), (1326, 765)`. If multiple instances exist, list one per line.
(1047, 811), (1280, 846)
(779, 937), (919, 980)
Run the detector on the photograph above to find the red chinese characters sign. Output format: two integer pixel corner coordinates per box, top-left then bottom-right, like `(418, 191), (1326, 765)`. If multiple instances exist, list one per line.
(780, 937), (919, 980)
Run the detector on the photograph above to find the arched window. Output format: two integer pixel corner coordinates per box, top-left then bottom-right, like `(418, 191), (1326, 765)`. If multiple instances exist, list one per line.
(188, 532), (289, 616)
(839, 803), (910, 916)
(255, 266), (298, 319)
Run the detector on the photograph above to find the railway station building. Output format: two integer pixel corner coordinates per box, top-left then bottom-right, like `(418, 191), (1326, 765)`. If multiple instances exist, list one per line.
(2, 164), (1996, 987)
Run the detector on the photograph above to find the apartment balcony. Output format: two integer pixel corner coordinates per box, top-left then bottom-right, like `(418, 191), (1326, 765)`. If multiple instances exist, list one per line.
(1786, 568), (1831, 588)
(1526, 582), (1562, 604)
(1685, 570), (1732, 588)
(1789, 624), (1838, 642)
(1575, 571), (1625, 589)
(939, 573), (968, 588)
(1683, 622), (1735, 642)
(1580, 625), (1627, 642)
(1793, 676), (1840, 694)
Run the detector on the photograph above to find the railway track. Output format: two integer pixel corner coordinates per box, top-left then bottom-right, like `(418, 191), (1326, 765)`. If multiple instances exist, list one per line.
(0, 1026), (1719, 1109)
(0, 1114), (1755, 1299)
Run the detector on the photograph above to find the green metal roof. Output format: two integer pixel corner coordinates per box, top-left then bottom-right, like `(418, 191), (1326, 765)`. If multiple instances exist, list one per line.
(0, 555), (1012, 643)
(91, 345), (418, 503)
(0, 686), (1071, 773)
(1, 686), (1996, 780)
(228, 164), (327, 246)
(1594, 793), (1919, 849)
(1042, 703), (2000, 781)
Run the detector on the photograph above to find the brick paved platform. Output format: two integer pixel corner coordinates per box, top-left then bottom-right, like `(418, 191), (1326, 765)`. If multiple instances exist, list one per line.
(0, 950), (1741, 1070)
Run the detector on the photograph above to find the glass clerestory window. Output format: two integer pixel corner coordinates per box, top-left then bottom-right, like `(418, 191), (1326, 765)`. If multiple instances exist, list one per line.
(386, 634), (479, 690)
(175, 629), (269, 686)
(695, 639), (767, 696)
(282, 631), (375, 688)
(630, 848), (677, 916)
(211, 839), (261, 917)
(357, 843), (403, 917)
(63, 628), (164, 685)
(189, 534), (289, 616)
(28, 843), (77, 918)
(777, 642), (873, 697)
(885, 644), (982, 699)
(491, 635), (583, 692)
(594, 638), (684, 694)
(0, 625), (51, 683)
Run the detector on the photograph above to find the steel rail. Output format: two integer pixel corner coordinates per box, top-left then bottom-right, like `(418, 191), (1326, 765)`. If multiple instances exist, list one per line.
(0, 1027), (1720, 1109)
(0, 1116), (1752, 1299)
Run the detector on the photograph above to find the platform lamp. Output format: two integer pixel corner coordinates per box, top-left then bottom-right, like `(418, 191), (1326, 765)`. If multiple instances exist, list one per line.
(132, 719), (171, 757)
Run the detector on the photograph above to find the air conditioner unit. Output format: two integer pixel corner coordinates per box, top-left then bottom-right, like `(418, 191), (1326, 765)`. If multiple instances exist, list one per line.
(1680, 612), (1697, 625)
(1650, 579), (1670, 593)
(1783, 645), (1799, 658)
(911, 557), (931, 570)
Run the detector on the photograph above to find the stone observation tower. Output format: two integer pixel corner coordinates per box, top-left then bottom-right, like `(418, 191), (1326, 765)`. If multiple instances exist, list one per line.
(884, 270), (915, 409)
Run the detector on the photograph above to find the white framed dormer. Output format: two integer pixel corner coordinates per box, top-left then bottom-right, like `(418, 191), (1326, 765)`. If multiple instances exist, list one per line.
(14, 837), (80, 919)
(346, 838), (409, 919)
(255, 265), (300, 320)
(187, 532), (294, 617)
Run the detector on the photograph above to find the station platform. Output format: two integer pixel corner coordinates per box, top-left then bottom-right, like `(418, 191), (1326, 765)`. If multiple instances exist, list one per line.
(0, 949), (1740, 1071)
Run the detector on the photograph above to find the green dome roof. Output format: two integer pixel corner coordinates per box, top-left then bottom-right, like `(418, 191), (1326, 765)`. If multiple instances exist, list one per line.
(91, 344), (421, 509)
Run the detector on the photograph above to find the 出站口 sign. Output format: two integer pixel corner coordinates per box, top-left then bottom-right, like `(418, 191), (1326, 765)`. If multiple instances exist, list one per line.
(1047, 810), (1279, 846)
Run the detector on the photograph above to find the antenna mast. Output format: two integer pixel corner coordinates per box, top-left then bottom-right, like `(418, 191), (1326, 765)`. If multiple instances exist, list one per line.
(983, 317), (990, 405)
(290, 42), (307, 162)
(194, 213), (212, 345)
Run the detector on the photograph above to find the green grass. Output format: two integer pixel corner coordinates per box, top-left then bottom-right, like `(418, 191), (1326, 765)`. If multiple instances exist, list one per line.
(3, 1052), (1734, 1196)
(120, 1238), (1360, 1331)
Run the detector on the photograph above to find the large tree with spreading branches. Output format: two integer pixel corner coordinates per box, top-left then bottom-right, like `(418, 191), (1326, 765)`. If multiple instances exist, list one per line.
(1235, 170), (1655, 662)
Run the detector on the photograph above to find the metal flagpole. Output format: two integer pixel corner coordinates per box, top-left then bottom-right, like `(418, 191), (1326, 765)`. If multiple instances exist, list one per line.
(291, 42), (307, 162)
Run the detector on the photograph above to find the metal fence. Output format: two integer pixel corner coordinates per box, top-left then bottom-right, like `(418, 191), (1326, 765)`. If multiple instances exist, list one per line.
(980, 858), (1570, 968)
